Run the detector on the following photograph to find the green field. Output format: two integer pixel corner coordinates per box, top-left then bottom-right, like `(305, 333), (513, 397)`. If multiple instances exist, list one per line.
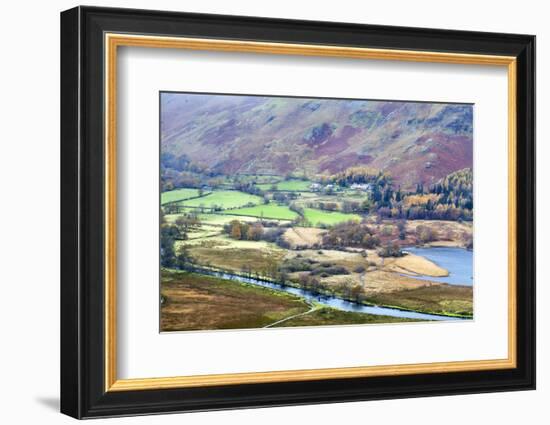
(257, 179), (311, 192)
(196, 213), (261, 225)
(239, 174), (282, 185)
(222, 203), (298, 220)
(161, 188), (201, 205)
(303, 208), (361, 226)
(177, 190), (262, 209)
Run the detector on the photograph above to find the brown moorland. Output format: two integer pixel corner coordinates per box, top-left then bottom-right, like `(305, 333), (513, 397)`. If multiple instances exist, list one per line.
(160, 270), (310, 331)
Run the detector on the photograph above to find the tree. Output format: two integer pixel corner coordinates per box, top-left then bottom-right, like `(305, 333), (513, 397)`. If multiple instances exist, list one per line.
(163, 181), (174, 192)
(381, 225), (394, 237)
(395, 188), (402, 202)
(240, 223), (250, 240)
(174, 215), (188, 231)
(383, 187), (393, 205)
(324, 202), (337, 211)
(397, 220), (407, 240)
(350, 284), (365, 303)
(248, 223), (263, 241)
(338, 279), (355, 299)
(175, 245), (192, 269)
(426, 199), (434, 211)
(362, 234), (380, 249)
(377, 241), (403, 258)
(160, 223), (179, 267)
(416, 225), (437, 243)
(342, 200), (360, 213)
(230, 220), (242, 240)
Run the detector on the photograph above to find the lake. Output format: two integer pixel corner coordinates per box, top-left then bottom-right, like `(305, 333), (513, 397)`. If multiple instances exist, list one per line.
(402, 246), (473, 286)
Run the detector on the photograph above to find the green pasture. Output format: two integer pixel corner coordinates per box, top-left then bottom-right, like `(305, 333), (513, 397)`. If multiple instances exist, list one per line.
(177, 190), (262, 209)
(257, 179), (312, 192)
(222, 203), (298, 220)
(161, 188), (201, 205)
(197, 213), (260, 225)
(303, 208), (361, 226)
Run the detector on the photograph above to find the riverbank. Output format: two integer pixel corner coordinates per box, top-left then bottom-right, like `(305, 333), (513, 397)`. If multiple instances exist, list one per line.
(170, 216), (474, 324)
(270, 306), (423, 328)
(161, 269), (309, 331)
(160, 269), (421, 331)
(166, 264), (471, 319)
(367, 284), (473, 318)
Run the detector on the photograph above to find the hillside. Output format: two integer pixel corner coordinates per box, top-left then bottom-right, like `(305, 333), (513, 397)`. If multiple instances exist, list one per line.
(160, 93), (473, 190)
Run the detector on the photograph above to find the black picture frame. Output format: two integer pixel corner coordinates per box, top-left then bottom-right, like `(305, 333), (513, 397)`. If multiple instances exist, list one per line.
(61, 5), (535, 419)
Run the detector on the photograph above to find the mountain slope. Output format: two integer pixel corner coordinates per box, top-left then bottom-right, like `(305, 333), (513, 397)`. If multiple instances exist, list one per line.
(160, 93), (473, 190)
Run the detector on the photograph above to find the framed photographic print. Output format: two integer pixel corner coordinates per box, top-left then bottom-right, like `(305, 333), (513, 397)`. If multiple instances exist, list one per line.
(60, 6), (536, 419)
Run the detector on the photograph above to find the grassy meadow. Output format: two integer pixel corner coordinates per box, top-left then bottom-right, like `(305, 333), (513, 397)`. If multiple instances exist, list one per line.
(161, 188), (202, 205)
(303, 207), (361, 226)
(176, 190), (262, 209)
(223, 203), (298, 221)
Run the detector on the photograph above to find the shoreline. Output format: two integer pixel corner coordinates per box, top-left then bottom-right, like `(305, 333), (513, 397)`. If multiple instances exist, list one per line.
(165, 266), (473, 320)
(385, 252), (449, 277)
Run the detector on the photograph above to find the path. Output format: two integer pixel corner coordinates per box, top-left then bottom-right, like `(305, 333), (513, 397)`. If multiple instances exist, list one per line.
(263, 305), (320, 328)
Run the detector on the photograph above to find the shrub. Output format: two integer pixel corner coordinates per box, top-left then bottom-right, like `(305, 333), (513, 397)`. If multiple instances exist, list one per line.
(377, 242), (404, 258)
(381, 225), (394, 236)
(353, 265), (366, 273)
(416, 225), (437, 243)
(279, 258), (314, 273)
(322, 221), (379, 249)
(275, 237), (291, 249)
(310, 264), (349, 276)
(362, 234), (380, 249)
(261, 227), (285, 242)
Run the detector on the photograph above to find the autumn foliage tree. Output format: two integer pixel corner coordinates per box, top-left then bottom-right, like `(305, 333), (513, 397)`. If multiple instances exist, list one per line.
(224, 220), (265, 242)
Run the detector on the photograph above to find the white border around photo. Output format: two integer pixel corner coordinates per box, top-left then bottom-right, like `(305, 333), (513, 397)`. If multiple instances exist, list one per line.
(116, 46), (508, 380)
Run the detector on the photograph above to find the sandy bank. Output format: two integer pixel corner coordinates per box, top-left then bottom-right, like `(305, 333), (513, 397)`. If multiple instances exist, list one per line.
(423, 240), (464, 248)
(385, 253), (449, 277)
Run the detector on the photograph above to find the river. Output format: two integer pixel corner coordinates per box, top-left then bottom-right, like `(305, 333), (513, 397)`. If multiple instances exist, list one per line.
(195, 266), (468, 322)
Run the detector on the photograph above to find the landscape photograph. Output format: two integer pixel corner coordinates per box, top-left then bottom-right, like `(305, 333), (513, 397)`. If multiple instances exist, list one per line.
(159, 92), (474, 332)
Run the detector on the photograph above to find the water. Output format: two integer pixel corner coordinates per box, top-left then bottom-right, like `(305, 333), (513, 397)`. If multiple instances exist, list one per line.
(195, 268), (466, 322)
(402, 247), (473, 286)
